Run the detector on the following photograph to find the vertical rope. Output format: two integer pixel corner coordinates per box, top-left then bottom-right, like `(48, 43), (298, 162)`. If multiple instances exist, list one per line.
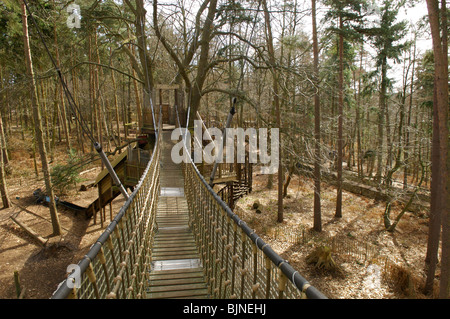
(251, 242), (259, 298)
(98, 247), (111, 294)
(264, 255), (271, 298)
(240, 227), (247, 299)
(230, 222), (238, 298)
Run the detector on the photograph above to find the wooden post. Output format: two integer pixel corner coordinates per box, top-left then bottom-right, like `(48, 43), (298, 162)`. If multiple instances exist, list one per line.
(14, 270), (21, 298)
(277, 268), (287, 299)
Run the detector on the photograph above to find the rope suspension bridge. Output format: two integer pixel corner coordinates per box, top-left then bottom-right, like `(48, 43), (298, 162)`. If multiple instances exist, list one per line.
(20, 0), (326, 300)
(51, 108), (326, 299)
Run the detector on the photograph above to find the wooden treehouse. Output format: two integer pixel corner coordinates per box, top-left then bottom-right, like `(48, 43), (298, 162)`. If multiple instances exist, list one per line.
(86, 85), (186, 225)
(141, 84), (187, 134)
(200, 157), (253, 209)
(193, 116), (253, 209)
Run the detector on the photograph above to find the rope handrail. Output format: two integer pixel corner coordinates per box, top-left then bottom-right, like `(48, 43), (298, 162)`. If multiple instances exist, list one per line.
(51, 115), (162, 299)
(175, 108), (326, 299)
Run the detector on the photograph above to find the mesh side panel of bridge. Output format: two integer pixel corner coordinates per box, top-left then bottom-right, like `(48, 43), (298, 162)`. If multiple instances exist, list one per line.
(51, 122), (326, 299)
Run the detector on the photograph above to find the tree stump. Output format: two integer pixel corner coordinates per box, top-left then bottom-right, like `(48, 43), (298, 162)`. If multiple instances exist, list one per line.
(306, 246), (343, 275)
(252, 200), (263, 214)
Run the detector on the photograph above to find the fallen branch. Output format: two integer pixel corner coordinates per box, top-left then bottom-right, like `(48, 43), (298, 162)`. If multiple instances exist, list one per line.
(9, 216), (47, 246)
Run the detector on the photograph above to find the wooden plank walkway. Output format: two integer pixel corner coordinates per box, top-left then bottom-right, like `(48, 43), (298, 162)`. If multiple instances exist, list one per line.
(147, 128), (209, 299)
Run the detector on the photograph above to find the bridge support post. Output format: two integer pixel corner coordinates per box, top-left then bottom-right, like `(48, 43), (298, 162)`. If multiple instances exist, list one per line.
(277, 267), (288, 299)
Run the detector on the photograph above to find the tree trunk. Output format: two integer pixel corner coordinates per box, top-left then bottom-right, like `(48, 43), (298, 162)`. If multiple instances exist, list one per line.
(187, 0), (218, 126)
(262, 0), (283, 223)
(71, 57), (85, 154)
(0, 114), (10, 208)
(21, 0), (61, 236)
(356, 45), (364, 178)
(312, 0), (322, 231)
(88, 33), (95, 155)
(53, 21), (71, 150)
(110, 53), (122, 150)
(136, 0), (154, 129)
(376, 54), (388, 185)
(404, 37), (416, 189)
(424, 0), (449, 299)
(335, 17), (344, 218)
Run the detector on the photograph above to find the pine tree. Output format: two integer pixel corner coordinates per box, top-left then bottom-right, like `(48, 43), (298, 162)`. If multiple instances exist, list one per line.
(324, 0), (368, 218)
(312, 0), (322, 231)
(368, 1), (409, 229)
(365, 0), (408, 185)
(424, 0), (449, 298)
(20, 0), (61, 236)
(262, 0), (284, 223)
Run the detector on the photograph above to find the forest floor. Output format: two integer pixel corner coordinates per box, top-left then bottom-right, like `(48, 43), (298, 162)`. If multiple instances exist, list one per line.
(0, 135), (440, 299)
(234, 172), (439, 299)
(0, 136), (126, 299)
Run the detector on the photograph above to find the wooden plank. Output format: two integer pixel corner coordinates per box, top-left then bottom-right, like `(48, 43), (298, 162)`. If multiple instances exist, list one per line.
(152, 248), (198, 255)
(153, 246), (197, 252)
(155, 236), (194, 242)
(152, 249), (198, 255)
(153, 247), (197, 254)
(149, 275), (206, 283)
(149, 282), (207, 293)
(154, 234), (194, 241)
(154, 238), (196, 244)
(149, 273), (205, 281)
(147, 288), (209, 299)
(152, 254), (200, 261)
(154, 238), (195, 244)
(153, 249), (198, 256)
(152, 253), (199, 260)
(152, 243), (197, 249)
(150, 277), (206, 287)
(153, 244), (196, 250)
(150, 267), (203, 278)
(155, 234), (193, 240)
(157, 215), (189, 219)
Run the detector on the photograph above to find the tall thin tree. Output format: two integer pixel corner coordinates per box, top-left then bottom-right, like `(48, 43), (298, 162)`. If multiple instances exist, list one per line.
(312, 0), (322, 231)
(324, 0), (367, 218)
(262, 0), (283, 223)
(21, 0), (61, 236)
(424, 0), (449, 298)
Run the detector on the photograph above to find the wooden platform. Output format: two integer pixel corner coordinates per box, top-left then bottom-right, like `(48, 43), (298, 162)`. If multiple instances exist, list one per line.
(147, 129), (209, 299)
